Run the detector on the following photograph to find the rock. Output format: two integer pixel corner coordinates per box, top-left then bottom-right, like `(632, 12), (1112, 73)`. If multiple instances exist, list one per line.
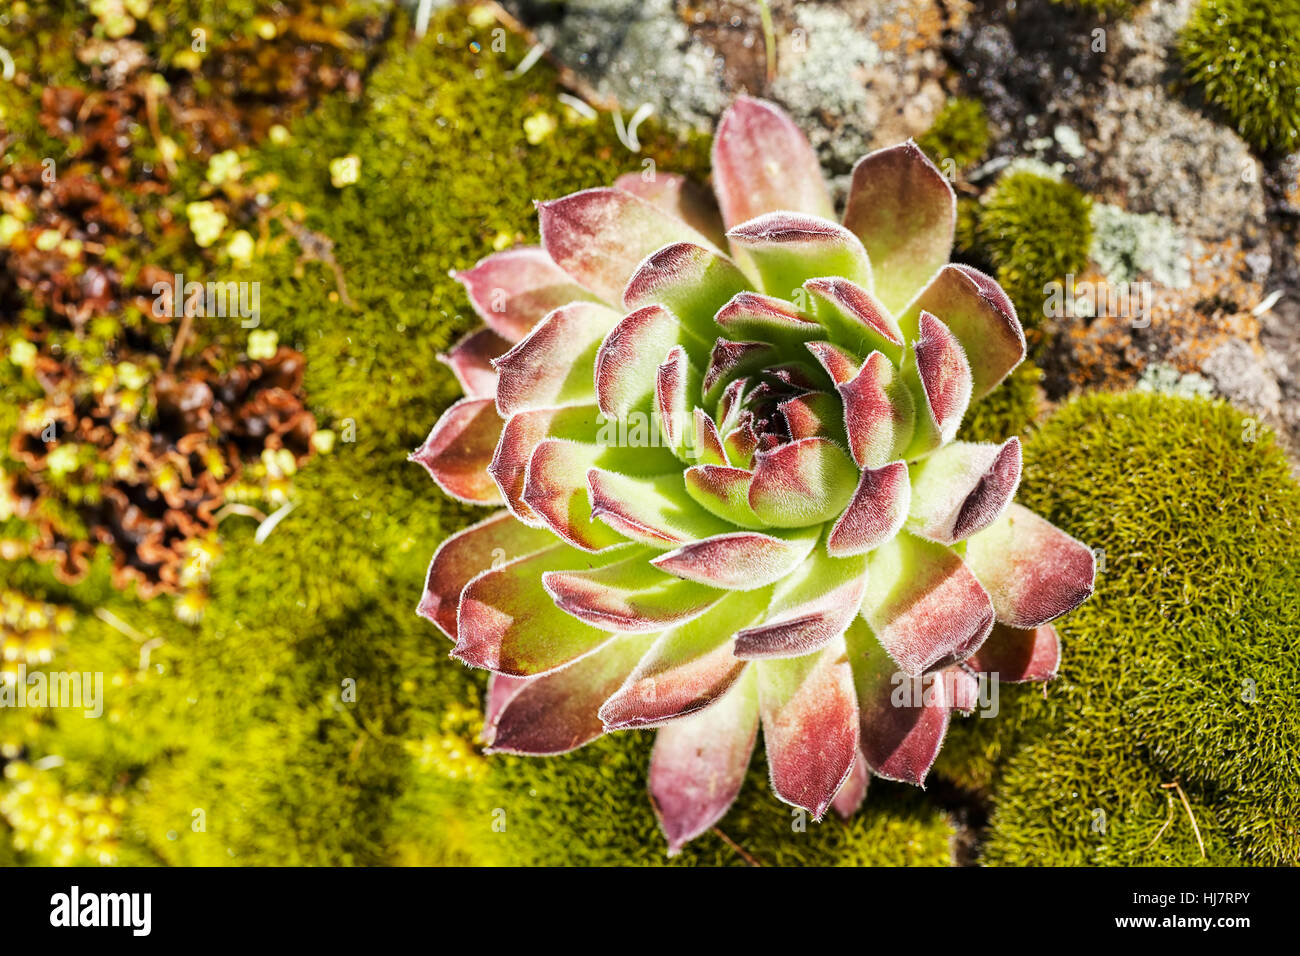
(1200, 338), (1283, 419)
(949, 0), (1266, 246)
(499, 0), (955, 188)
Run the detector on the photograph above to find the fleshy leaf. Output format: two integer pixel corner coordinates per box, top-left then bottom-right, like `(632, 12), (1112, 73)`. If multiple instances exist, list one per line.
(622, 242), (750, 338)
(454, 543), (628, 675)
(965, 622), (1061, 683)
(711, 95), (834, 229)
(544, 548), (726, 632)
(417, 510), (556, 639)
(651, 526), (820, 591)
(721, 419), (760, 470)
(748, 437), (858, 528)
(587, 468), (733, 546)
(683, 464), (764, 528)
(649, 667), (759, 855)
(963, 503), (1096, 628)
(837, 350), (916, 469)
(702, 338), (780, 405)
(901, 311), (972, 457)
(715, 291), (821, 348)
(946, 665), (982, 715)
(898, 264), (1024, 401)
(655, 346), (704, 462)
(691, 408), (729, 467)
(613, 171), (727, 248)
(523, 438), (677, 552)
(494, 301), (623, 416)
(841, 141), (956, 315)
(490, 404), (601, 525)
(831, 750), (870, 819)
(482, 673), (532, 743)
(734, 545), (868, 658)
(827, 460), (911, 557)
(861, 532), (994, 675)
(600, 589), (771, 729)
(726, 213), (872, 299)
(846, 619), (950, 786)
(538, 188), (716, 303)
(906, 438), (1022, 544)
(805, 340), (864, 387)
(756, 635), (859, 819)
(486, 632), (656, 755)
(439, 327), (511, 400)
(779, 391), (847, 445)
(596, 304), (707, 419)
(453, 246), (601, 340)
(410, 397), (504, 505)
(804, 277), (904, 364)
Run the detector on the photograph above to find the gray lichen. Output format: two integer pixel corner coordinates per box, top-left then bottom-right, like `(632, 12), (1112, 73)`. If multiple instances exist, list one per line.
(1090, 203), (1190, 288)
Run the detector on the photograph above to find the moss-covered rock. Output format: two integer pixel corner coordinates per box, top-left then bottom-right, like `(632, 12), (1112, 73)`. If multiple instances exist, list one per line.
(957, 170), (1093, 328)
(1179, 0), (1300, 154)
(939, 391), (1300, 864)
(916, 97), (990, 173)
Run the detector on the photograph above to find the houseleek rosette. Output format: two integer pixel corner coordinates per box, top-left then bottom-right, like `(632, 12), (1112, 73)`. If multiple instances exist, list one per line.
(413, 97), (1095, 853)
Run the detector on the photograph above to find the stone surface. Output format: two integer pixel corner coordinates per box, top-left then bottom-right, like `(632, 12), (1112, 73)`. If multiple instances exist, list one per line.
(500, 0), (956, 192)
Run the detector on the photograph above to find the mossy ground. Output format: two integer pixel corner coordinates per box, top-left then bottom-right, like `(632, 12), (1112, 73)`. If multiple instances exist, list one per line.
(938, 391), (1300, 865)
(0, 5), (954, 867)
(3, 5), (1296, 868)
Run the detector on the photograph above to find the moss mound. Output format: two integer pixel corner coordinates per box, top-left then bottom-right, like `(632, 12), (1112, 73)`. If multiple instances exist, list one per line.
(1179, 0), (1300, 154)
(939, 391), (1300, 864)
(916, 97), (990, 172)
(958, 170), (1093, 329)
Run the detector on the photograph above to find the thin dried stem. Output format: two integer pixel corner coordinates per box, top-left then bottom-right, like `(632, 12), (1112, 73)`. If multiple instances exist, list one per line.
(1161, 780), (1206, 859)
(712, 826), (764, 867)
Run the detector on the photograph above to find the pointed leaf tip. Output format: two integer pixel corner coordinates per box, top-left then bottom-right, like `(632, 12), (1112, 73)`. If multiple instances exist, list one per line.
(712, 96), (833, 229)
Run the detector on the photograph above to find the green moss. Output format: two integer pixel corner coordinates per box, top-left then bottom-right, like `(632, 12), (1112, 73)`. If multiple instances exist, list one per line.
(1179, 0), (1300, 154)
(981, 732), (1246, 866)
(959, 171), (1093, 328)
(957, 359), (1043, 444)
(916, 98), (990, 172)
(939, 391), (1300, 864)
(456, 734), (954, 867)
(3, 5), (952, 867)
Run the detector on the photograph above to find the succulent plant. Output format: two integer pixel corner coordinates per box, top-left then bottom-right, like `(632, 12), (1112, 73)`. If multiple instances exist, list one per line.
(414, 97), (1095, 854)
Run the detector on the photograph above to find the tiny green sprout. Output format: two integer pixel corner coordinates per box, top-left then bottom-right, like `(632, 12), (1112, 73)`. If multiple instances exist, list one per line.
(523, 111), (558, 145)
(329, 154), (361, 189)
(46, 444), (81, 478)
(185, 201), (227, 248)
(247, 329), (278, 361)
(206, 150), (242, 187)
(226, 230), (256, 266)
